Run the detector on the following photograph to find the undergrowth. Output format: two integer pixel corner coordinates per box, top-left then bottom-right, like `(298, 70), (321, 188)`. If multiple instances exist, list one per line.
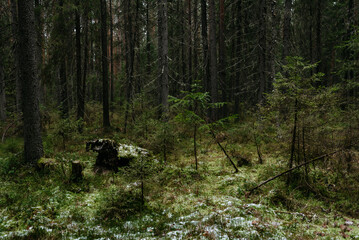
(0, 105), (358, 239)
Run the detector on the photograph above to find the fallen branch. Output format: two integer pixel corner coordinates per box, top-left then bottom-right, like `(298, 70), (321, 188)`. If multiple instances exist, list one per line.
(248, 149), (343, 195)
(209, 127), (239, 173)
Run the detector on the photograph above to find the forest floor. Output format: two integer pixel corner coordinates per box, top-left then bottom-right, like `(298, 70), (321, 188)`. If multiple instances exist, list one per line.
(0, 119), (359, 239)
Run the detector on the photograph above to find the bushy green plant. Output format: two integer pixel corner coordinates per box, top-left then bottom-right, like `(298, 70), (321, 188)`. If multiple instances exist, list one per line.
(170, 83), (224, 170)
(262, 57), (341, 182)
(119, 155), (161, 207)
(47, 118), (83, 151)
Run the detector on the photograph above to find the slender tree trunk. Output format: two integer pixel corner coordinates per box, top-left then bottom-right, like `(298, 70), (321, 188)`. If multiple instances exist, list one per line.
(315, 0), (321, 74)
(0, 51), (5, 121)
(158, 0), (169, 116)
(309, 1), (313, 70)
(234, 0), (243, 116)
(124, 0), (134, 132)
(59, 0), (68, 118)
(194, 124), (198, 170)
(268, 0), (276, 92)
(10, 0), (21, 113)
(110, 0), (114, 103)
(146, 0), (151, 76)
(193, 0), (199, 80)
(81, 2), (89, 122)
(219, 0), (227, 117)
(18, 0), (43, 163)
(59, 60), (68, 118)
(180, 2), (187, 91)
(345, 0), (355, 99)
(287, 98), (298, 184)
(101, 0), (110, 128)
(258, 0), (267, 103)
(201, 0), (210, 93)
(188, 0), (193, 87)
(34, 0), (43, 103)
(76, 0), (83, 122)
(208, 0), (218, 120)
(282, 0), (292, 62)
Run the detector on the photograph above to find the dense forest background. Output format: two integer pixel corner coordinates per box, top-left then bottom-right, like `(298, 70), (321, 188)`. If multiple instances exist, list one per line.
(0, 0), (359, 239)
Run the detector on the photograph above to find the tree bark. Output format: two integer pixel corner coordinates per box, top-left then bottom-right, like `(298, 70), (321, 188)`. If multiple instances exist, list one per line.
(18, 0), (43, 163)
(10, 0), (21, 113)
(158, 0), (169, 116)
(219, 0), (227, 116)
(208, 0), (218, 120)
(188, 0), (193, 88)
(82, 2), (89, 119)
(109, 0), (114, 103)
(101, 0), (110, 128)
(124, 0), (134, 132)
(201, 0), (210, 93)
(58, 0), (68, 118)
(315, 0), (321, 74)
(258, 0), (267, 103)
(282, 0), (292, 62)
(193, 0), (199, 80)
(268, 0), (276, 92)
(287, 98), (298, 184)
(76, 0), (83, 122)
(146, 0), (151, 76)
(234, 0), (243, 116)
(0, 49), (5, 121)
(34, 0), (43, 103)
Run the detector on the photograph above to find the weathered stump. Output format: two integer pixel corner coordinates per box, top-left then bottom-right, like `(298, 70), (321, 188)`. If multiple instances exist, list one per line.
(71, 161), (83, 182)
(86, 139), (150, 172)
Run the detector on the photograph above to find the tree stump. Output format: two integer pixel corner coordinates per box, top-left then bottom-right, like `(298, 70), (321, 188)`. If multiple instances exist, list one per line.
(71, 161), (83, 182)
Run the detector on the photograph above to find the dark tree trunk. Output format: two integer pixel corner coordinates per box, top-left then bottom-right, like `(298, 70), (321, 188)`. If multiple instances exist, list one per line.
(124, 0), (134, 132)
(180, 2), (186, 91)
(10, 0), (21, 113)
(219, 0), (227, 116)
(208, 0), (218, 120)
(59, 0), (68, 118)
(282, 0), (292, 62)
(59, 61), (68, 118)
(188, 0), (193, 87)
(34, 0), (43, 103)
(101, 0), (110, 128)
(201, 0), (210, 93)
(146, 0), (151, 76)
(234, 0), (243, 116)
(76, 0), (83, 122)
(309, 1), (313, 67)
(268, 0), (276, 92)
(82, 2), (89, 119)
(344, 0), (354, 95)
(109, 0), (114, 103)
(193, 0), (199, 80)
(315, 0), (321, 74)
(158, 0), (169, 116)
(287, 98), (298, 184)
(18, 0), (43, 163)
(258, 0), (267, 103)
(0, 50), (5, 121)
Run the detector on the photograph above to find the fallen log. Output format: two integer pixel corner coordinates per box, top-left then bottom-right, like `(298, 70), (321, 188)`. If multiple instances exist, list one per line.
(248, 149), (343, 195)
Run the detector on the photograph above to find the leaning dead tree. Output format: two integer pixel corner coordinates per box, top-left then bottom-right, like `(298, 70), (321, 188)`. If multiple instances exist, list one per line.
(248, 149), (343, 195)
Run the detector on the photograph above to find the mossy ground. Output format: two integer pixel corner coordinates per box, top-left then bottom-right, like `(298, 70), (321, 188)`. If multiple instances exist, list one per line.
(0, 110), (358, 239)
